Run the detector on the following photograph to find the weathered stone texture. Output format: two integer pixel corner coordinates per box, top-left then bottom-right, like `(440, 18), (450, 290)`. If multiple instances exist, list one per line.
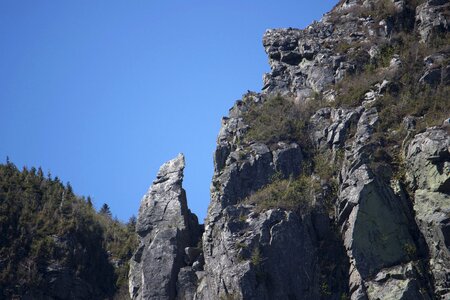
(406, 128), (450, 299)
(129, 154), (202, 300)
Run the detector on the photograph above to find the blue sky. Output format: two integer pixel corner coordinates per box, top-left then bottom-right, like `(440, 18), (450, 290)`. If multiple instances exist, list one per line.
(0, 1), (336, 222)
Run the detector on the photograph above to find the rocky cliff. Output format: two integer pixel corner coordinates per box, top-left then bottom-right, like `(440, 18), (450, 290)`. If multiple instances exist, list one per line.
(129, 0), (449, 299)
(129, 154), (203, 300)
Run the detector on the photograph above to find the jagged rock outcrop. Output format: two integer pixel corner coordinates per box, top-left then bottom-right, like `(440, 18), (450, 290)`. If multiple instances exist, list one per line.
(416, 0), (449, 43)
(420, 49), (450, 86)
(129, 0), (449, 299)
(211, 95), (304, 210)
(129, 154), (202, 300)
(336, 107), (432, 299)
(310, 107), (361, 150)
(406, 128), (450, 298)
(197, 93), (323, 299)
(309, 103), (435, 299)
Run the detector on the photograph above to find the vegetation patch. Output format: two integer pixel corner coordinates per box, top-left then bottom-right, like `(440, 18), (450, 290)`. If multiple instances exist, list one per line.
(245, 175), (319, 214)
(313, 150), (342, 214)
(0, 161), (137, 299)
(329, 28), (449, 185)
(334, 30), (449, 117)
(242, 95), (320, 151)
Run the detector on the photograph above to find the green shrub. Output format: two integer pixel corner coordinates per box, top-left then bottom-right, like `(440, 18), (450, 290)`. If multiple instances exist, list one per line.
(251, 247), (262, 267)
(312, 150), (343, 215)
(245, 175), (319, 213)
(236, 242), (248, 250)
(243, 95), (316, 149)
(335, 41), (353, 53)
(378, 44), (396, 68)
(403, 243), (417, 258)
(370, 0), (397, 20)
(341, 293), (350, 300)
(321, 282), (332, 296)
(313, 151), (339, 181)
(333, 69), (385, 107)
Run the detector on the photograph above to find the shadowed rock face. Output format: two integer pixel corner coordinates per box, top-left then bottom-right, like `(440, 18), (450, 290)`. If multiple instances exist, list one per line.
(129, 154), (202, 300)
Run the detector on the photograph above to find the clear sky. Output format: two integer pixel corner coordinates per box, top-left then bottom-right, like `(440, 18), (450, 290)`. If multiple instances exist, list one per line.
(0, 1), (336, 222)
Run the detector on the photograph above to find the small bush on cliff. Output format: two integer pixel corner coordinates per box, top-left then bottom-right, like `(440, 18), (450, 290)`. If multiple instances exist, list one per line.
(245, 175), (319, 213)
(313, 150), (341, 181)
(251, 247), (262, 267)
(243, 95), (317, 149)
(312, 150), (342, 214)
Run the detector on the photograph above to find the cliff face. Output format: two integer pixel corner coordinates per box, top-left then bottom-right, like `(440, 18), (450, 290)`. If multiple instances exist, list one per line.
(129, 0), (449, 299)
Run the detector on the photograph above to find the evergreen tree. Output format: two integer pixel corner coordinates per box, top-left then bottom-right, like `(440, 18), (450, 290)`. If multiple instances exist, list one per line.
(37, 167), (44, 179)
(127, 215), (137, 231)
(0, 162), (137, 298)
(99, 203), (112, 217)
(66, 182), (73, 194)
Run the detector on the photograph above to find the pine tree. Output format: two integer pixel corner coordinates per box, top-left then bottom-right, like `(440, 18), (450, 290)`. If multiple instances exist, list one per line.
(66, 182), (73, 195)
(99, 203), (112, 217)
(37, 167), (44, 179)
(127, 215), (137, 231)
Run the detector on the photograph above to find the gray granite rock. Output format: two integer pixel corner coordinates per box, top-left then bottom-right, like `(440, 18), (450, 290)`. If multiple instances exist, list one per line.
(337, 108), (431, 299)
(416, 0), (450, 43)
(129, 154), (202, 300)
(176, 267), (198, 300)
(198, 206), (320, 300)
(310, 107), (362, 151)
(406, 128), (450, 298)
(406, 128), (450, 193)
(366, 262), (431, 300)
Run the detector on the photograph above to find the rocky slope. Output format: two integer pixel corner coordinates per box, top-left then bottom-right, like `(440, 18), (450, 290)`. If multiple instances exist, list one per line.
(129, 0), (449, 299)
